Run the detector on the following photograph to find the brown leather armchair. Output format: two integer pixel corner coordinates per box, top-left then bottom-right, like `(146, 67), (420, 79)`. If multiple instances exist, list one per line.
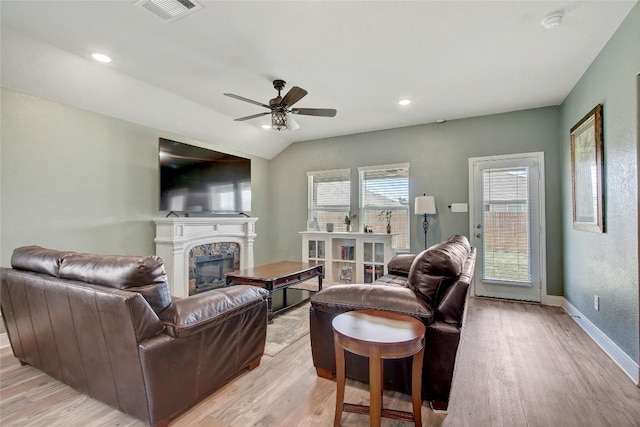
(309, 235), (476, 410)
(0, 246), (269, 426)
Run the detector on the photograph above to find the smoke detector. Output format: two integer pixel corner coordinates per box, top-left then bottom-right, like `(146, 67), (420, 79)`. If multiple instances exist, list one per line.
(541, 13), (563, 29)
(136, 0), (203, 23)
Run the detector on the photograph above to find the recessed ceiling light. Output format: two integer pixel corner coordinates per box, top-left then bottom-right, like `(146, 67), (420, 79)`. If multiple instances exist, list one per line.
(541, 14), (563, 29)
(398, 99), (411, 106)
(91, 53), (112, 63)
(261, 124), (271, 130)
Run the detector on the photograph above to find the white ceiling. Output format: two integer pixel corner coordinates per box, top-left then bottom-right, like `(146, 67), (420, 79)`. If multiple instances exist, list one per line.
(1, 1), (636, 159)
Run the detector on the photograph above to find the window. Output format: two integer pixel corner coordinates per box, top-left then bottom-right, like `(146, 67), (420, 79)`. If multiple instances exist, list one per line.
(482, 167), (531, 282)
(308, 169), (351, 232)
(359, 164), (410, 250)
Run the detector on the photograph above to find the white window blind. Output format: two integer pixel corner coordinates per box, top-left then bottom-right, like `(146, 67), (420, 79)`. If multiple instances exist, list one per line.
(482, 167), (531, 283)
(359, 164), (410, 250)
(308, 169), (351, 232)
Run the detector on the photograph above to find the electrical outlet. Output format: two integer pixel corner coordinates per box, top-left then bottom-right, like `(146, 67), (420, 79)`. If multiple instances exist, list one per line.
(594, 295), (600, 311)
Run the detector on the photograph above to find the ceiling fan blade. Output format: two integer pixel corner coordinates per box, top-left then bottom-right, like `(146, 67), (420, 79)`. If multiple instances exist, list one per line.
(286, 113), (300, 131)
(234, 112), (270, 122)
(281, 86), (308, 107)
(224, 93), (271, 109)
(291, 108), (337, 117)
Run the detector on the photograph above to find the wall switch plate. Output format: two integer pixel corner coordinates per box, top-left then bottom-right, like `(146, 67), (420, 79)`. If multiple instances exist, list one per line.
(450, 203), (468, 213)
(594, 295), (600, 311)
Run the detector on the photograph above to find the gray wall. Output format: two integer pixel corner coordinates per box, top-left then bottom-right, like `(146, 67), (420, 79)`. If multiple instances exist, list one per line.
(268, 106), (564, 295)
(560, 4), (639, 363)
(0, 88), (272, 267)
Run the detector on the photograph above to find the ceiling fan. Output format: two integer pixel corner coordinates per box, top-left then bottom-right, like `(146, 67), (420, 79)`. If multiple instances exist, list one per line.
(224, 79), (337, 131)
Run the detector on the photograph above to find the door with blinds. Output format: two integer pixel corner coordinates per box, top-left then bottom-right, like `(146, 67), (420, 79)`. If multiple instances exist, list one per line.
(469, 153), (545, 302)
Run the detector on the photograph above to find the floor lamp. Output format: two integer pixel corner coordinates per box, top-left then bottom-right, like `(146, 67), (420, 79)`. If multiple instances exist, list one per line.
(415, 194), (437, 250)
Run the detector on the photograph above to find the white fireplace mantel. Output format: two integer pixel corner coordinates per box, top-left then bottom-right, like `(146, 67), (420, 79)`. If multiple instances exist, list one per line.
(154, 217), (258, 297)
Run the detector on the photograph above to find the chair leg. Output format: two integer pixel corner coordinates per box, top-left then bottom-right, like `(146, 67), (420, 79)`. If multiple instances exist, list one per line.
(369, 346), (383, 427)
(430, 400), (449, 412)
(411, 346), (425, 427)
(248, 357), (262, 370)
(333, 339), (346, 427)
(316, 367), (335, 380)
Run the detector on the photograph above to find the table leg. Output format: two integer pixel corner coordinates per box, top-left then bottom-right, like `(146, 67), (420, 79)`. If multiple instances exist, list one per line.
(334, 335), (346, 427)
(267, 292), (274, 324)
(369, 345), (382, 427)
(318, 271), (323, 291)
(412, 344), (425, 427)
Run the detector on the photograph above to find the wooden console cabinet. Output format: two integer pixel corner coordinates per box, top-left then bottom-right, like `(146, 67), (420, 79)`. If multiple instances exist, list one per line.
(300, 231), (397, 285)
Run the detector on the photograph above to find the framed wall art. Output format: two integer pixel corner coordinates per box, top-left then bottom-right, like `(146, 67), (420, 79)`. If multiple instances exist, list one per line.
(570, 104), (604, 233)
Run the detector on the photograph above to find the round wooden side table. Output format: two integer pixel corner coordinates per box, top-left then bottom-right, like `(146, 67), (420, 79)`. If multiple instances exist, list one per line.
(332, 309), (426, 427)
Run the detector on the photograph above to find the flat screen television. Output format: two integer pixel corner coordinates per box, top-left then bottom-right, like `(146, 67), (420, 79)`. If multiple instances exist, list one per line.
(159, 138), (251, 214)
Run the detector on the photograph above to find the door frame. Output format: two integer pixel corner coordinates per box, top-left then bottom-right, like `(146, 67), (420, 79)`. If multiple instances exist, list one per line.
(468, 152), (547, 302)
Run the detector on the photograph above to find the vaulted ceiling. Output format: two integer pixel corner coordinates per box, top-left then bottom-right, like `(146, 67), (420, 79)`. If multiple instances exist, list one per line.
(1, 1), (636, 159)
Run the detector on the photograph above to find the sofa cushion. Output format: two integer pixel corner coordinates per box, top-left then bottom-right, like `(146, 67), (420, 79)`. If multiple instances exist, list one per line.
(58, 253), (172, 314)
(310, 284), (432, 321)
(387, 254), (416, 276)
(406, 235), (470, 308)
(159, 285), (268, 338)
(373, 274), (408, 287)
(445, 234), (471, 253)
(11, 246), (77, 277)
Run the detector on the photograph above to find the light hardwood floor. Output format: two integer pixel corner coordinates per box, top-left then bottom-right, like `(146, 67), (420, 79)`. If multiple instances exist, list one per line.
(1, 298), (639, 426)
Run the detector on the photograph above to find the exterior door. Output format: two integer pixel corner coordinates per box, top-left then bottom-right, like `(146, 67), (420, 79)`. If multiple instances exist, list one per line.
(469, 153), (545, 302)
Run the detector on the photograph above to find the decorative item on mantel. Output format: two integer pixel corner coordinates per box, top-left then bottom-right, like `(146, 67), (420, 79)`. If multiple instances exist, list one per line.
(379, 210), (393, 234)
(344, 212), (357, 232)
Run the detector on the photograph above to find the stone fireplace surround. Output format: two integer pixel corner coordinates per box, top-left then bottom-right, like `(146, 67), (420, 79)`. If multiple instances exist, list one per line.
(154, 217), (257, 298)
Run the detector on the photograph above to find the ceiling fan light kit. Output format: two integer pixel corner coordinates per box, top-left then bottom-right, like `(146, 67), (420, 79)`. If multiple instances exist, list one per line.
(224, 79), (337, 131)
(271, 110), (287, 131)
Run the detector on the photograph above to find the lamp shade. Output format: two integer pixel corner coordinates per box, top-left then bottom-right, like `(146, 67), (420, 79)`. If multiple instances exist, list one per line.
(286, 113), (300, 131)
(415, 195), (436, 215)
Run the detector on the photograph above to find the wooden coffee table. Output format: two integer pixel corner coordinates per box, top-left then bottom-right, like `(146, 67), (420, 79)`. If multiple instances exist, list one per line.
(332, 309), (426, 427)
(225, 261), (323, 322)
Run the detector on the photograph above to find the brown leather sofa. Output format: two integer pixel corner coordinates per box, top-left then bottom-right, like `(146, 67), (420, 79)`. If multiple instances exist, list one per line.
(309, 234), (476, 410)
(0, 246), (269, 426)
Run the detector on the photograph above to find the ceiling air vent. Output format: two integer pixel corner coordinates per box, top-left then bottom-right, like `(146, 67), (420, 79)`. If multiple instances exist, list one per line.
(136, 0), (203, 23)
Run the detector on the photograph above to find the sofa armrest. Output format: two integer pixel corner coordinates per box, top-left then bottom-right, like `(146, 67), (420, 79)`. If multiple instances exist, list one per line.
(435, 249), (475, 325)
(310, 284), (432, 321)
(159, 285), (268, 338)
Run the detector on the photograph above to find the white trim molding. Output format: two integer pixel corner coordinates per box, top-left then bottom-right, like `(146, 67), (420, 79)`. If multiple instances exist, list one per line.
(468, 151), (547, 302)
(562, 298), (639, 385)
(542, 294), (565, 307)
(154, 217), (258, 298)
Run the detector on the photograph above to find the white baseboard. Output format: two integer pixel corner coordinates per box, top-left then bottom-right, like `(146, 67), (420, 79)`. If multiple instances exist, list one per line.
(542, 294), (565, 307)
(1, 332), (10, 349)
(561, 298), (639, 385)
